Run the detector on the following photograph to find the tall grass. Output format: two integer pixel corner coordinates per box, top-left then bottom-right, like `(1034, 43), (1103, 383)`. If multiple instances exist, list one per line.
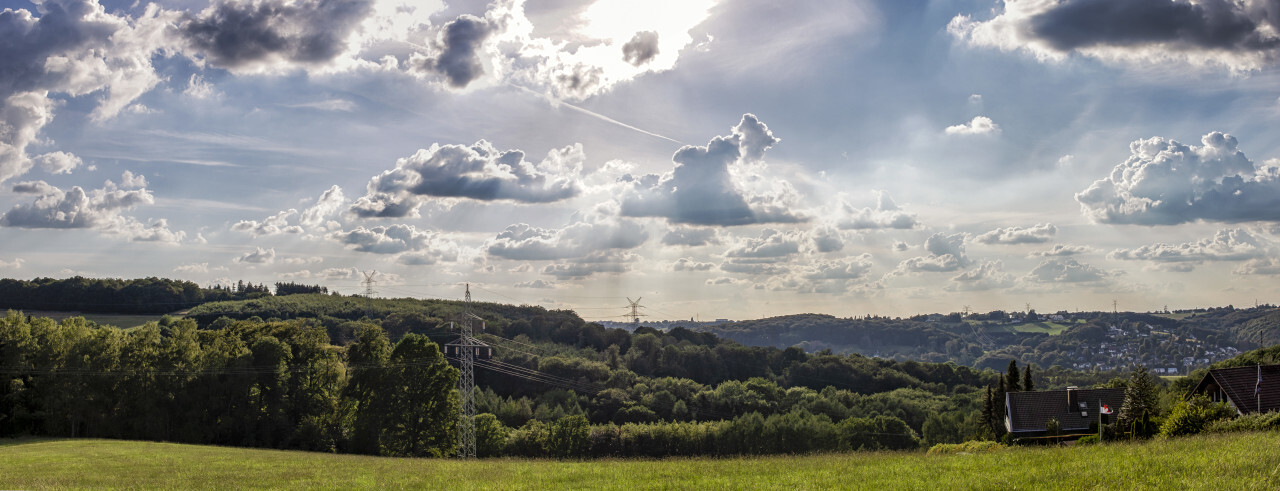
(2, 432), (1279, 489)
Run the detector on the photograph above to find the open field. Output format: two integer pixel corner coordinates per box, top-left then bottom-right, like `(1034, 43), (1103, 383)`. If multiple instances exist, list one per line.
(1008, 322), (1073, 336)
(3, 432), (1280, 489)
(14, 311), (166, 329)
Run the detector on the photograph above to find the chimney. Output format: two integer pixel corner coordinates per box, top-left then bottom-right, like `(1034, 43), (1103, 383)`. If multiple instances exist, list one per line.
(1066, 386), (1078, 410)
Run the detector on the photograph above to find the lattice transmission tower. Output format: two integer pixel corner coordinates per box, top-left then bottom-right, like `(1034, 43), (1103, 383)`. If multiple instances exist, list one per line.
(449, 283), (487, 459)
(625, 297), (646, 324)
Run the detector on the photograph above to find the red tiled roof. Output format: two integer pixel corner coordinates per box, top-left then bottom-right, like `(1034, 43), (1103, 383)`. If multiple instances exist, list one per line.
(1006, 388), (1126, 433)
(1193, 364), (1280, 414)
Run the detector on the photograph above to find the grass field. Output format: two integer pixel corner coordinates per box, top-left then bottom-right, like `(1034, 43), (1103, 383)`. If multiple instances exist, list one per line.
(19, 311), (165, 329)
(3, 432), (1279, 489)
(1008, 322), (1073, 336)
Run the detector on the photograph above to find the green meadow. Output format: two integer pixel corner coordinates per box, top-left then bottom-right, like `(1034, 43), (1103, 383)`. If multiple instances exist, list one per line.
(3, 432), (1279, 489)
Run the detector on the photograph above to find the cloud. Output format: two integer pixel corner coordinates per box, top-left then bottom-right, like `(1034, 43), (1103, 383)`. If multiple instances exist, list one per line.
(0, 175), (154, 229)
(810, 226), (844, 253)
(0, 1), (175, 184)
(947, 260), (1014, 292)
(1076, 132), (1280, 225)
(118, 218), (186, 244)
(1235, 258), (1280, 275)
(351, 141), (582, 217)
(174, 262), (228, 273)
(672, 258), (715, 272)
(12, 180), (57, 195)
(975, 223), (1058, 245)
(0, 257), (23, 269)
(413, 14), (493, 88)
(329, 224), (459, 264)
(234, 185), (345, 235)
(622, 31), (660, 66)
(1024, 258), (1108, 283)
(945, 116), (1000, 136)
(299, 185), (345, 228)
(893, 241), (909, 252)
(719, 228), (802, 275)
(540, 251), (635, 279)
(893, 232), (971, 274)
(1028, 244), (1092, 257)
(179, 0), (376, 72)
(661, 227), (720, 247)
(282, 256), (323, 265)
(803, 254), (874, 281)
(619, 114), (806, 226)
(514, 279), (553, 288)
(486, 218), (647, 261)
(1109, 228), (1267, 268)
(836, 191), (918, 230)
(235, 246), (276, 264)
(232, 209), (303, 236)
(949, 0), (1280, 72)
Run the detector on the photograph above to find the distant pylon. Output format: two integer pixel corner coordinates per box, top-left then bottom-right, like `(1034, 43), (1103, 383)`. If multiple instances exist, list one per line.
(455, 284), (481, 459)
(362, 270), (377, 315)
(626, 297), (646, 324)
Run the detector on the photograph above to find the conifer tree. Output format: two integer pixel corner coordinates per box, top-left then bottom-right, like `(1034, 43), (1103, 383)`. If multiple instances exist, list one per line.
(1119, 366), (1159, 439)
(1005, 360), (1021, 392)
(1022, 365), (1034, 392)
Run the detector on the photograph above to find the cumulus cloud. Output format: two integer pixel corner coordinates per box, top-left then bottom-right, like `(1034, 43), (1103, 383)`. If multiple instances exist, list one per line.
(12, 180), (57, 195)
(235, 246), (276, 264)
(1076, 132), (1280, 225)
(1236, 258), (1280, 275)
(541, 251), (634, 279)
(0, 174), (154, 230)
(945, 116), (1000, 136)
(949, 0), (1280, 72)
(661, 227), (720, 247)
(174, 262), (228, 273)
(411, 14), (493, 88)
(179, 0), (375, 72)
(514, 279), (553, 288)
(299, 185), (345, 228)
(803, 254), (874, 281)
(719, 228), (802, 275)
(620, 114), (806, 226)
(810, 226), (844, 253)
(486, 218), (647, 261)
(0, 1), (176, 184)
(975, 223), (1057, 245)
(1109, 229), (1267, 268)
(0, 257), (24, 269)
(836, 191), (918, 230)
(893, 232), (971, 274)
(232, 209), (303, 236)
(672, 258), (715, 272)
(329, 224), (459, 265)
(1028, 244), (1092, 257)
(352, 141), (582, 217)
(234, 185), (345, 235)
(118, 218), (186, 244)
(1024, 258), (1108, 283)
(947, 260), (1014, 292)
(622, 31), (660, 66)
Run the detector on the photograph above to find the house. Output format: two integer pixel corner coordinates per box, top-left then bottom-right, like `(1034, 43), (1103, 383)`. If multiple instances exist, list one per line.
(1190, 364), (1280, 415)
(1006, 386), (1126, 437)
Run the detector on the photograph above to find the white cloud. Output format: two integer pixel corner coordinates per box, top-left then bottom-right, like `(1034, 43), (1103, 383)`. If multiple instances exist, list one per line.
(235, 247), (276, 264)
(0, 258), (24, 269)
(945, 116), (1000, 136)
(1077, 132), (1280, 225)
(661, 227), (720, 247)
(486, 218), (647, 261)
(835, 191), (918, 230)
(1109, 228), (1267, 268)
(619, 114), (806, 226)
(672, 258), (715, 272)
(514, 279), (554, 288)
(541, 251), (635, 279)
(1023, 258), (1108, 283)
(947, 260), (1014, 292)
(232, 209), (303, 236)
(35, 152), (83, 175)
(1235, 258), (1280, 275)
(329, 224), (459, 265)
(893, 232), (971, 274)
(0, 175), (155, 230)
(975, 223), (1057, 245)
(1028, 244), (1092, 257)
(810, 226), (844, 253)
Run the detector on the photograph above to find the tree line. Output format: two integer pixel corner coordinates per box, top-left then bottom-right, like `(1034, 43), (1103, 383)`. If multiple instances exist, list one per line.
(0, 277), (333, 314)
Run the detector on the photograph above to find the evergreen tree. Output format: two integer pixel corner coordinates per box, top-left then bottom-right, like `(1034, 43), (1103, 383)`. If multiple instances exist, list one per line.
(1119, 366), (1160, 439)
(993, 379), (1007, 438)
(1005, 360), (1021, 392)
(1022, 365), (1034, 392)
(980, 384), (994, 434)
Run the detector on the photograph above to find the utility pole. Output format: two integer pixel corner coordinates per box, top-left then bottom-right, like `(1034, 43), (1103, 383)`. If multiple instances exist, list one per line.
(362, 271), (377, 316)
(626, 297), (646, 324)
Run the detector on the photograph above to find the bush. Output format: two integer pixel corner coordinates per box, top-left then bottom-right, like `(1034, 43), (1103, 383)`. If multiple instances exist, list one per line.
(1159, 394), (1236, 438)
(1205, 411), (1280, 434)
(926, 440), (1005, 455)
(1075, 435), (1099, 446)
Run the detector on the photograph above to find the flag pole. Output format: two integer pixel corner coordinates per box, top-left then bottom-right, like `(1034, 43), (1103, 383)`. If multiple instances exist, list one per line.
(1098, 399), (1102, 441)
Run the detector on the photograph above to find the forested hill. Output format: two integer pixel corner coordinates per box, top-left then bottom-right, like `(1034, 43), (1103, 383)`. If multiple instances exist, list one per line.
(0, 276), (276, 314)
(698, 308), (1280, 373)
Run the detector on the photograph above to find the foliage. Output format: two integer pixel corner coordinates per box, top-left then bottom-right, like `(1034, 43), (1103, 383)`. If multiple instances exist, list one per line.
(1075, 435), (1099, 446)
(1160, 394), (1237, 438)
(1204, 410), (1280, 434)
(1119, 366), (1161, 438)
(925, 440), (1006, 455)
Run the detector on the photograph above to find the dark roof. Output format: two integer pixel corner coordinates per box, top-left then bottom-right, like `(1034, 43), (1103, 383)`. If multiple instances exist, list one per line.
(1006, 388), (1126, 433)
(1192, 364), (1280, 414)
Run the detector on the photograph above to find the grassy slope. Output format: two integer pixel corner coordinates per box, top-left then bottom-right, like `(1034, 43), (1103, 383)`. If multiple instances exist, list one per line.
(20, 311), (163, 329)
(3, 432), (1280, 489)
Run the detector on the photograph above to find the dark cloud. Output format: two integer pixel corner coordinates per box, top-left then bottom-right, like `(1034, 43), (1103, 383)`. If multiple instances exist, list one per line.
(622, 31), (659, 66)
(620, 114), (805, 226)
(1076, 132), (1280, 225)
(661, 227), (720, 247)
(351, 140), (582, 218)
(181, 0), (375, 70)
(1028, 0), (1280, 53)
(421, 14), (493, 88)
(974, 223), (1057, 245)
(12, 180), (57, 195)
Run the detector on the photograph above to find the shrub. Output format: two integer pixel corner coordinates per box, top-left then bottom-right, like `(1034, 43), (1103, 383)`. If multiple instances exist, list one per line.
(1205, 411), (1280, 434)
(1075, 435), (1099, 446)
(1159, 394), (1236, 438)
(926, 440), (1005, 455)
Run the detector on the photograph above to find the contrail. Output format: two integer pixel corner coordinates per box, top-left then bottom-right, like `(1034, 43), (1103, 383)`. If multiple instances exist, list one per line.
(506, 83), (683, 145)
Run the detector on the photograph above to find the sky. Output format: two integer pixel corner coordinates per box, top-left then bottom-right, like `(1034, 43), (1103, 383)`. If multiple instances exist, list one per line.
(3, 0), (1280, 321)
